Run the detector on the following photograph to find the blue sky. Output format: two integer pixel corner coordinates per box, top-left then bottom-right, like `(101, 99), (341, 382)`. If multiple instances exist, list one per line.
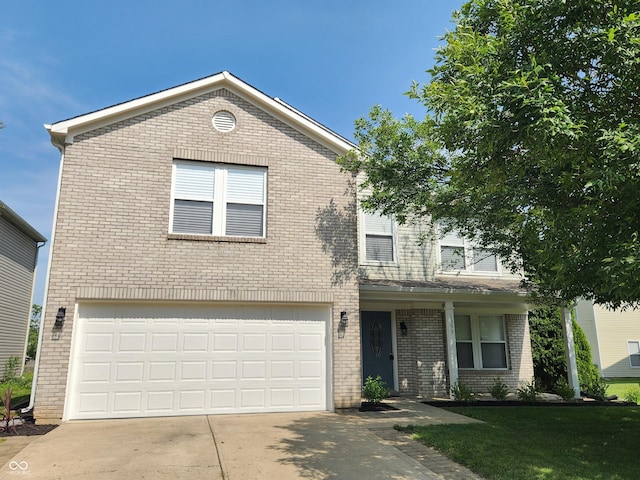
(0, 0), (464, 305)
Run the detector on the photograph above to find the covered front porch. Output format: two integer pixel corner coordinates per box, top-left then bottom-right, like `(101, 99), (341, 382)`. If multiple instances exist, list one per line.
(359, 278), (535, 398)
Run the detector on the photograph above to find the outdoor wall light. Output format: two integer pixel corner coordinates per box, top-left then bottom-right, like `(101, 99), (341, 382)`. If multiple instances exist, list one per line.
(339, 311), (349, 328)
(55, 307), (66, 327)
(400, 321), (408, 336)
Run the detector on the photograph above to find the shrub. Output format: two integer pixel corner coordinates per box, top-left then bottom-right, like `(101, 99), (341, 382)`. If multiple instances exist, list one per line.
(362, 375), (388, 404)
(517, 379), (539, 402)
(583, 376), (608, 401)
(529, 308), (600, 393)
(451, 381), (475, 402)
(489, 378), (509, 400)
(2, 356), (20, 383)
(0, 387), (17, 434)
(623, 386), (640, 405)
(554, 378), (576, 401)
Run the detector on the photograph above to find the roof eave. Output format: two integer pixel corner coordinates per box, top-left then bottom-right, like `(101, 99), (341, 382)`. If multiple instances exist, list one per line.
(45, 71), (355, 155)
(0, 201), (47, 243)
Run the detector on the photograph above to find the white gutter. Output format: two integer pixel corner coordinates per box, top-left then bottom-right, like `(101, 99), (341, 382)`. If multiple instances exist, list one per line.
(22, 148), (65, 415)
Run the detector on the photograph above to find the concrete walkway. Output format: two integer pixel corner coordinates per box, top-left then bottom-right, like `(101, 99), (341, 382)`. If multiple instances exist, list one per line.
(0, 399), (483, 479)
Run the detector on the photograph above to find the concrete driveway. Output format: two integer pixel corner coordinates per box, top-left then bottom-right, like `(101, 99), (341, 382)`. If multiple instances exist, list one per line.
(0, 399), (482, 479)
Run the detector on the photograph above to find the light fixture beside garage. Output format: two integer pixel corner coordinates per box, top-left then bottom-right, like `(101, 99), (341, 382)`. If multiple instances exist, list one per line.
(54, 307), (66, 327)
(340, 311), (349, 328)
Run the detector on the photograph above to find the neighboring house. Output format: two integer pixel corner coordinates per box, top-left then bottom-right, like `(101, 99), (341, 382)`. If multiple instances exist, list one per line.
(0, 201), (46, 373)
(575, 299), (640, 378)
(36, 72), (533, 423)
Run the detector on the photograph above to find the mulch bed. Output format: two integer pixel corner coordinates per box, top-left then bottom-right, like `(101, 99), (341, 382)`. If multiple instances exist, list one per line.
(359, 402), (400, 412)
(424, 400), (637, 408)
(0, 420), (58, 437)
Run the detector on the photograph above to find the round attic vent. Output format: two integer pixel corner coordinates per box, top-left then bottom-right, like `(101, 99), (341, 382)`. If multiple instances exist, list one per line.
(212, 111), (236, 132)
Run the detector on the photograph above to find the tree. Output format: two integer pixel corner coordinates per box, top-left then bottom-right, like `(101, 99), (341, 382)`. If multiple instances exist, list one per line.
(27, 304), (41, 359)
(340, 1), (640, 307)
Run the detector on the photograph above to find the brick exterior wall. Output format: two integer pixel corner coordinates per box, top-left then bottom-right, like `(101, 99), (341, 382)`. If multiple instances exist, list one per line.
(36, 88), (361, 422)
(393, 310), (533, 399)
(395, 309), (449, 397)
(457, 313), (534, 393)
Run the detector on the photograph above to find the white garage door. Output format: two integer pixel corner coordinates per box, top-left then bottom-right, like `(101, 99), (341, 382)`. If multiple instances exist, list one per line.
(66, 303), (328, 420)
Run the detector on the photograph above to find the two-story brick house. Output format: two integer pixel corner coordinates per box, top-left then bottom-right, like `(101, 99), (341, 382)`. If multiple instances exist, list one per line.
(35, 72), (532, 423)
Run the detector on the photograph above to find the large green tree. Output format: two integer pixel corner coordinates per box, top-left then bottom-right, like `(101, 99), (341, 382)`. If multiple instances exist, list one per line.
(340, 0), (640, 307)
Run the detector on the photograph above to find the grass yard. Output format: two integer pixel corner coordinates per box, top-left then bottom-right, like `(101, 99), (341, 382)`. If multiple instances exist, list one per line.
(0, 372), (33, 413)
(605, 378), (640, 401)
(400, 406), (640, 480)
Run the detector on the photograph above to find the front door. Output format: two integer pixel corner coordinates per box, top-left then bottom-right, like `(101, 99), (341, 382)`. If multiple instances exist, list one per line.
(361, 311), (394, 390)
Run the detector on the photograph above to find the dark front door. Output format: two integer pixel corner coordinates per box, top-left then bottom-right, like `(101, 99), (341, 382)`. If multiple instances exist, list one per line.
(361, 311), (394, 389)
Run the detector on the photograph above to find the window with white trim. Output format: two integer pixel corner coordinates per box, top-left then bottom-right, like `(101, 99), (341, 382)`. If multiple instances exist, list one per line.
(455, 314), (507, 369)
(363, 211), (395, 263)
(439, 230), (499, 274)
(628, 341), (640, 367)
(171, 161), (266, 237)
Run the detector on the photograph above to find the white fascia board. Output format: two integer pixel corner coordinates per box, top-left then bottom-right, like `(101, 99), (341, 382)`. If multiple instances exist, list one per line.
(359, 283), (530, 307)
(45, 71), (354, 155)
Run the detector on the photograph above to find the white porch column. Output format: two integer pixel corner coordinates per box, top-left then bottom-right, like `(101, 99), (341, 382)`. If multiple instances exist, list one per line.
(561, 307), (581, 399)
(444, 301), (458, 398)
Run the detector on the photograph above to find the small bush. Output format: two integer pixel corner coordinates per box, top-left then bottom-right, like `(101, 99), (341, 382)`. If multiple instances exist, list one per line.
(489, 378), (509, 400)
(584, 376), (608, 401)
(362, 375), (388, 404)
(2, 356), (20, 383)
(451, 381), (475, 402)
(623, 386), (640, 405)
(554, 378), (576, 401)
(517, 379), (539, 402)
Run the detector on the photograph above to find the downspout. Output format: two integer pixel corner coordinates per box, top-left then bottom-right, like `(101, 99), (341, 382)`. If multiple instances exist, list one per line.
(22, 139), (66, 415)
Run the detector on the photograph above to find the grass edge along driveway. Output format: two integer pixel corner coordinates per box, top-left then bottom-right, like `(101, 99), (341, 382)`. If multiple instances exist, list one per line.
(398, 406), (640, 480)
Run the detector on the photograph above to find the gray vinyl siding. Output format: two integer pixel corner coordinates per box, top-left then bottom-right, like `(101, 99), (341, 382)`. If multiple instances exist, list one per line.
(0, 216), (38, 371)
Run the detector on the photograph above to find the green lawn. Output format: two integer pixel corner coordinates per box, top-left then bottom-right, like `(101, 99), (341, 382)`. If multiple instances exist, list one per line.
(605, 378), (640, 400)
(0, 372), (33, 413)
(400, 406), (640, 480)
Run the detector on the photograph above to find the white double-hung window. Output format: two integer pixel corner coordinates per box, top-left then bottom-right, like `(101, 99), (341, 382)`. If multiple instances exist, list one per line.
(439, 230), (499, 274)
(171, 161), (266, 238)
(455, 314), (507, 369)
(363, 211), (396, 263)
(628, 341), (640, 368)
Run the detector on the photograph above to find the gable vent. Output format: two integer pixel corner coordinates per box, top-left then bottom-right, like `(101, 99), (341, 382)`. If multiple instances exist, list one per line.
(212, 111), (236, 132)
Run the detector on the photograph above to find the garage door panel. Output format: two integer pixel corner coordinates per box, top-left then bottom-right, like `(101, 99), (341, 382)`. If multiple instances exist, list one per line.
(68, 304), (328, 419)
(118, 333), (146, 352)
(182, 333), (209, 352)
(151, 333), (179, 352)
(147, 391), (174, 411)
(148, 362), (177, 381)
(115, 362), (144, 382)
(210, 390), (236, 410)
(213, 333), (238, 351)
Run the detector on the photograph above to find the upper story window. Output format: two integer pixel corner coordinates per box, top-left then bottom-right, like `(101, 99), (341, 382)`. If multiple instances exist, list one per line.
(171, 160), (266, 238)
(362, 211), (396, 263)
(628, 341), (640, 368)
(439, 230), (499, 274)
(455, 314), (508, 369)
